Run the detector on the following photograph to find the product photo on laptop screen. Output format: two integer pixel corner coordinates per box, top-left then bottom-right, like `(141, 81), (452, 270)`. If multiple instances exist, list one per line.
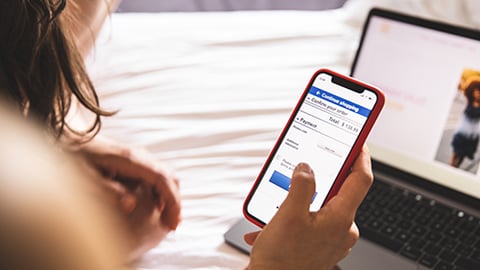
(225, 7), (480, 270)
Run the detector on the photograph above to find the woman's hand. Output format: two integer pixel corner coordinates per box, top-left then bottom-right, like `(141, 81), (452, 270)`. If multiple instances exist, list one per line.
(73, 138), (181, 261)
(245, 147), (373, 270)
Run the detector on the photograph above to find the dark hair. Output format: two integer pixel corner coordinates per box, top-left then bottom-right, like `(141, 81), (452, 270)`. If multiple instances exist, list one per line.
(465, 80), (480, 104)
(0, 0), (114, 142)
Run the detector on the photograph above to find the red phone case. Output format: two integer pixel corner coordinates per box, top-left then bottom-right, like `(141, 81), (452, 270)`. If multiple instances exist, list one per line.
(243, 68), (385, 228)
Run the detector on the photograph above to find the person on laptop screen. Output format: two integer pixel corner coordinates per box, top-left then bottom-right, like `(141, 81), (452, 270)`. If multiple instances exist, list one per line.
(450, 80), (480, 168)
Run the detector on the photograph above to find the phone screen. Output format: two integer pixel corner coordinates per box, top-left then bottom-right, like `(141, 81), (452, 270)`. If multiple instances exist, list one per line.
(245, 70), (382, 225)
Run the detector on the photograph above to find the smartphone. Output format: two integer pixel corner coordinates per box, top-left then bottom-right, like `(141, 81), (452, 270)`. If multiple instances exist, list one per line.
(243, 68), (385, 227)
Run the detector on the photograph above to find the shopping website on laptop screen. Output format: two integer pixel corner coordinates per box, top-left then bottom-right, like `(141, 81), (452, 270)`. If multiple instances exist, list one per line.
(352, 14), (480, 198)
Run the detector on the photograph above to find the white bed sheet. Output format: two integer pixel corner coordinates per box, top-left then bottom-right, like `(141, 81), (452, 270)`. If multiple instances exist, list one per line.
(86, 1), (479, 269)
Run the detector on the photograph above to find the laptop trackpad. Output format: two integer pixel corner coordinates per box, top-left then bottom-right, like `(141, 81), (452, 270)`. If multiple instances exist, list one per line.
(338, 238), (417, 270)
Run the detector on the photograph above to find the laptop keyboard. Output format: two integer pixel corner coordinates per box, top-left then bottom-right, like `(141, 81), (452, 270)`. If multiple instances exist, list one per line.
(356, 179), (480, 270)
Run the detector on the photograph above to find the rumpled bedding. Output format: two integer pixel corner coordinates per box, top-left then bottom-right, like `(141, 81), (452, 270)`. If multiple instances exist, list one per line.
(86, 0), (479, 269)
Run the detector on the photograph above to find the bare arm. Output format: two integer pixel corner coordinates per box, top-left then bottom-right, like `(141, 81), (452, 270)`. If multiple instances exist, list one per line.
(64, 0), (122, 57)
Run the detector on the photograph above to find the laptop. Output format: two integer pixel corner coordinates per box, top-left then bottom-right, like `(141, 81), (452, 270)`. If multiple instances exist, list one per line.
(224, 7), (480, 270)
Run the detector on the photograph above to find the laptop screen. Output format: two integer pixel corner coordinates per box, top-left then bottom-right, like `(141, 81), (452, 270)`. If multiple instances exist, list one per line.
(351, 8), (480, 199)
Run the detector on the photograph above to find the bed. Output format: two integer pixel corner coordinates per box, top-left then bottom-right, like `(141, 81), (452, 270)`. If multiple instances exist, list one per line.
(86, 0), (480, 269)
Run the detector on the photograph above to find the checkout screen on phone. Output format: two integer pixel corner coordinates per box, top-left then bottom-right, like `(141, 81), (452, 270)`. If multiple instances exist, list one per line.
(247, 72), (379, 223)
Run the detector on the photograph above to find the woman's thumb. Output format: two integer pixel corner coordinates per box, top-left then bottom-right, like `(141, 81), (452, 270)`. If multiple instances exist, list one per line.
(279, 163), (316, 215)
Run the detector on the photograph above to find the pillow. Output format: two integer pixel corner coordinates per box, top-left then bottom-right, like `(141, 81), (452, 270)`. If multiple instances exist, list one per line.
(343, 0), (480, 29)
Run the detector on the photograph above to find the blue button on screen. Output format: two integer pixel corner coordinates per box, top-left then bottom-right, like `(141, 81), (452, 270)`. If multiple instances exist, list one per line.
(269, 170), (317, 202)
(269, 170), (291, 191)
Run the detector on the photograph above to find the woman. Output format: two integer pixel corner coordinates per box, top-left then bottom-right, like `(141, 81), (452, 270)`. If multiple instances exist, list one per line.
(450, 80), (480, 168)
(0, 1), (374, 269)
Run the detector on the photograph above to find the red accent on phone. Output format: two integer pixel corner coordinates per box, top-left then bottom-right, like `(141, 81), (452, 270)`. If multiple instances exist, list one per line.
(243, 68), (385, 228)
